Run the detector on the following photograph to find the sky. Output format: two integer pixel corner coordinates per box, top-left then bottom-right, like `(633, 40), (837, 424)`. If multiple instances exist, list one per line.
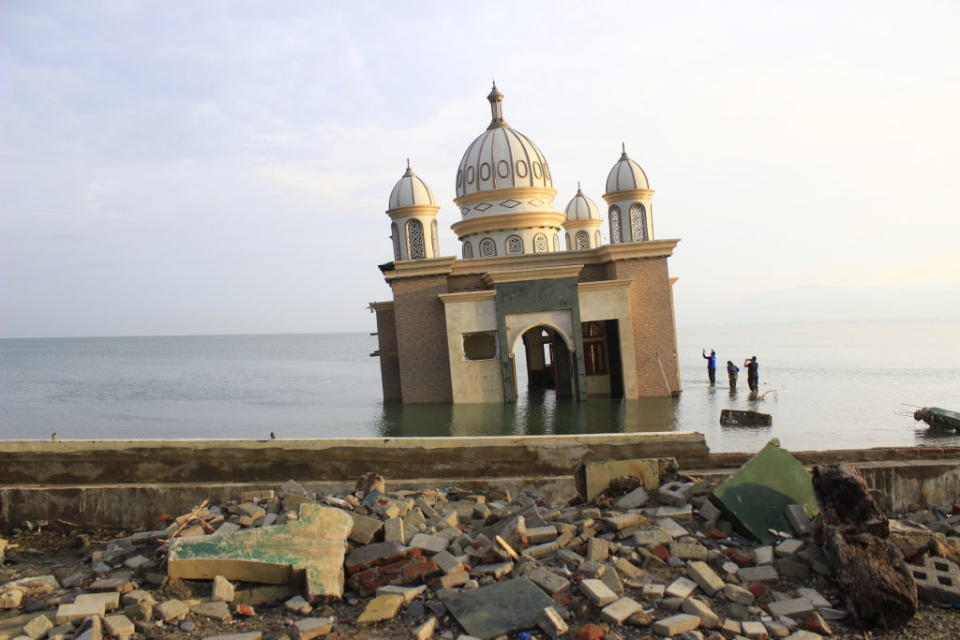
(1, 0), (959, 338)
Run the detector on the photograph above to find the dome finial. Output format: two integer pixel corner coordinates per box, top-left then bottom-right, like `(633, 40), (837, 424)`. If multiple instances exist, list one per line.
(486, 82), (507, 130)
(577, 180), (583, 194)
(403, 158), (414, 177)
(621, 142), (628, 159)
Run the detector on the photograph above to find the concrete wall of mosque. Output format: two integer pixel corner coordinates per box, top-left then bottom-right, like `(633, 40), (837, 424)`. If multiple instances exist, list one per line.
(579, 282), (640, 399)
(441, 296), (503, 403)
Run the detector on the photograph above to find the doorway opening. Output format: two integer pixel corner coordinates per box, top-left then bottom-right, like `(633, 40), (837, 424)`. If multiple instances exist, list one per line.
(514, 325), (575, 399)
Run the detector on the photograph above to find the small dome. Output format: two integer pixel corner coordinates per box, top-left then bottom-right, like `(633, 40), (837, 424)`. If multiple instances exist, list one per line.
(388, 161), (436, 210)
(605, 144), (649, 194)
(455, 85), (553, 199)
(564, 184), (600, 222)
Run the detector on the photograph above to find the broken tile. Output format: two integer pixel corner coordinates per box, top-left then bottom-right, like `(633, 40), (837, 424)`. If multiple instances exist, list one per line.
(442, 578), (566, 640)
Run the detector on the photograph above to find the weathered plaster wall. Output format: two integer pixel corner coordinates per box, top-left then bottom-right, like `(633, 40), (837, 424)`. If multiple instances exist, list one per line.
(442, 298), (503, 403)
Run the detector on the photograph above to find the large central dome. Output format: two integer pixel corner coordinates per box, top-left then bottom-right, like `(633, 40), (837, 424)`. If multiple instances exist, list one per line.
(454, 85), (553, 199)
(450, 85), (566, 260)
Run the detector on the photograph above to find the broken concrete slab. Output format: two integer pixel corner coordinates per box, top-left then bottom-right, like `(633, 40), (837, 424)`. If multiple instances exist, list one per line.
(720, 409), (772, 427)
(167, 504), (352, 601)
(576, 458), (670, 501)
(712, 440), (817, 544)
(292, 616), (335, 640)
(356, 594), (404, 624)
(441, 577), (566, 640)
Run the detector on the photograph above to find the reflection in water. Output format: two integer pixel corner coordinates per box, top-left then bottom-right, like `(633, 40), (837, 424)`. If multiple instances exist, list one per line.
(375, 394), (682, 438)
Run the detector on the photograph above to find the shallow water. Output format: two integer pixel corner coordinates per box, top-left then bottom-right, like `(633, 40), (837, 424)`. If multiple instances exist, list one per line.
(1, 320), (958, 452)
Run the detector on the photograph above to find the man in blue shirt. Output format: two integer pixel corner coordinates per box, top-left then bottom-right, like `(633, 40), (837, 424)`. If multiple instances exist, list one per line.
(702, 349), (717, 385)
(726, 360), (739, 390)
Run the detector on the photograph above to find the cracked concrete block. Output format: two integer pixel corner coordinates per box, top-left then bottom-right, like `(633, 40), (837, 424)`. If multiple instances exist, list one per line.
(601, 597), (642, 624)
(102, 614), (135, 637)
(357, 594), (404, 623)
(687, 561), (724, 596)
(682, 597), (720, 628)
(293, 616), (335, 640)
(580, 579), (617, 606)
(534, 606), (568, 639)
(652, 613), (700, 636)
(168, 504), (352, 601)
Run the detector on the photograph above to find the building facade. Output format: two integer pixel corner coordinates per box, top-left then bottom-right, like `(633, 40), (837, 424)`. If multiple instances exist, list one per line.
(370, 85), (681, 404)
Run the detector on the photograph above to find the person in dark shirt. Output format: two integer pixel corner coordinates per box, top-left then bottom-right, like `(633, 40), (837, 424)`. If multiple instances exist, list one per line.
(744, 356), (759, 392)
(702, 349), (717, 385)
(726, 360), (739, 389)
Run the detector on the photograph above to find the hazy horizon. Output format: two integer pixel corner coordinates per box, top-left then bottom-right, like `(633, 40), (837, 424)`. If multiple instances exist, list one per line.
(2, 1), (958, 339)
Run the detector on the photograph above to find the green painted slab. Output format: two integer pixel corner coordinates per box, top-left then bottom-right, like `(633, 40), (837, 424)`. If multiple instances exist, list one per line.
(441, 577), (568, 640)
(711, 440), (817, 544)
(167, 504), (352, 601)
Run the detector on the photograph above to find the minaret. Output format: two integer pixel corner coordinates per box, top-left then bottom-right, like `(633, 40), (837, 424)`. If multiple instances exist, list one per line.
(602, 143), (655, 243)
(386, 160), (441, 260)
(563, 182), (603, 250)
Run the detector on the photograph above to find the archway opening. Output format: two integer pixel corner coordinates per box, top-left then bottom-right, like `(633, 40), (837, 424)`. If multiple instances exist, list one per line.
(514, 325), (575, 399)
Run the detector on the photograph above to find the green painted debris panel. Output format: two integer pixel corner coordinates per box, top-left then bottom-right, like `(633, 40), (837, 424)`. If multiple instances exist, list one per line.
(167, 504), (352, 600)
(711, 441), (816, 544)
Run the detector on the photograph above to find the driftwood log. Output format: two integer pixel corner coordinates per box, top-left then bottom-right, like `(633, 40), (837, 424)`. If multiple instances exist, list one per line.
(812, 463), (917, 628)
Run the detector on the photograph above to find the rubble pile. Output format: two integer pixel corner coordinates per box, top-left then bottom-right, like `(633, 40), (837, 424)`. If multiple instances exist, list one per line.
(2, 445), (960, 640)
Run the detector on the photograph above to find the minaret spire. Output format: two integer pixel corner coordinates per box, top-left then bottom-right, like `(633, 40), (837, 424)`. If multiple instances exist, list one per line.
(486, 82), (507, 130)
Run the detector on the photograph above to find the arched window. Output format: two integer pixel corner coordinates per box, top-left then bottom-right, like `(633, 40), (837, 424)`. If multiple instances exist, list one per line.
(391, 222), (401, 260)
(609, 206), (622, 243)
(533, 233), (548, 253)
(576, 230), (590, 250)
(565, 233), (571, 251)
(630, 203), (647, 241)
(463, 241), (474, 259)
(506, 235), (523, 255)
(595, 230), (601, 247)
(553, 233), (560, 251)
(431, 219), (440, 256)
(479, 237), (496, 257)
(407, 219), (425, 259)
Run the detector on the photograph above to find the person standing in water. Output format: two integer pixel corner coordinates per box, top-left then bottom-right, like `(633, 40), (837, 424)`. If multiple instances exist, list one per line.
(744, 355), (759, 392)
(702, 349), (717, 385)
(726, 360), (739, 389)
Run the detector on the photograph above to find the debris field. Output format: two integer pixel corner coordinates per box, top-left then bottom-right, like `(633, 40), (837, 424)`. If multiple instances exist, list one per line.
(3, 441), (960, 640)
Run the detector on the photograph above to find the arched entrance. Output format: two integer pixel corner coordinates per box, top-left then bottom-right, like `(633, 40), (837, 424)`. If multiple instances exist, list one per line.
(513, 325), (575, 399)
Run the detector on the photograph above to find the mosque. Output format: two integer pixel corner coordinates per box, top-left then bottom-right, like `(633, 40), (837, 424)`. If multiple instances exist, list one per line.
(369, 85), (681, 404)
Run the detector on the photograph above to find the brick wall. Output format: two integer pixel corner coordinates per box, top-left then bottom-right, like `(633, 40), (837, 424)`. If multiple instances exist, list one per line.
(390, 275), (454, 403)
(606, 257), (682, 396)
(447, 273), (487, 293)
(374, 307), (402, 400)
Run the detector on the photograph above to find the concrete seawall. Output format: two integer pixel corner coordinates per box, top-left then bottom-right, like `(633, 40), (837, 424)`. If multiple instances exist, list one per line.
(2, 434), (959, 530)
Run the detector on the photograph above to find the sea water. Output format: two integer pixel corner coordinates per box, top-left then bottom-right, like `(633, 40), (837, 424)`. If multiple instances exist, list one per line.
(1, 320), (957, 452)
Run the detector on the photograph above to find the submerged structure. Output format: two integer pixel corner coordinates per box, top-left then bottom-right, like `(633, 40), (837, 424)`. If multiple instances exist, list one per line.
(370, 85), (681, 404)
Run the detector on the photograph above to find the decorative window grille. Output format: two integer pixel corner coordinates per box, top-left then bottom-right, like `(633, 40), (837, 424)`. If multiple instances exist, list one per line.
(463, 241), (473, 259)
(431, 220), (439, 256)
(576, 231), (590, 250)
(630, 203), (647, 241)
(506, 235), (523, 254)
(479, 237), (496, 257)
(533, 233), (548, 253)
(609, 206), (622, 243)
(391, 223), (401, 260)
(407, 219), (425, 259)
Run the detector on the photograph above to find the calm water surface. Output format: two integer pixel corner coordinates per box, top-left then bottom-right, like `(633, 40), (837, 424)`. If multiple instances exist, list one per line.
(1, 321), (958, 452)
